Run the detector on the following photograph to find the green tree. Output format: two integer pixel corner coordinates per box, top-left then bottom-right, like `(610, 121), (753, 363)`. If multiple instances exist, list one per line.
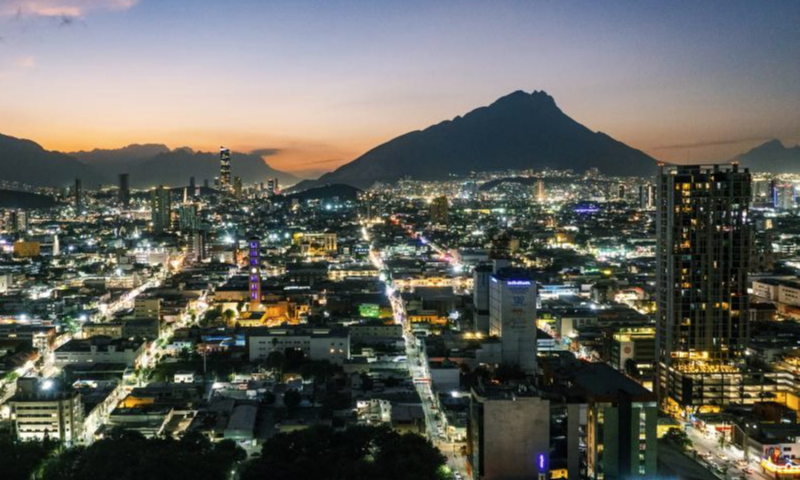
(40, 429), (245, 480)
(664, 428), (693, 450)
(241, 425), (447, 480)
(200, 309), (221, 327)
(222, 308), (237, 324)
(0, 437), (60, 480)
(60, 316), (80, 335)
(283, 389), (302, 411)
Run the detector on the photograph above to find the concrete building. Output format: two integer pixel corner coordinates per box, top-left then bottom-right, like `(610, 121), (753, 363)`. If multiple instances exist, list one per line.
(10, 378), (83, 443)
(773, 181), (796, 210)
(247, 326), (350, 364)
(429, 196), (449, 224)
(134, 297), (162, 319)
(469, 385), (550, 480)
(489, 270), (537, 374)
(656, 164), (751, 409)
(473, 264), (492, 334)
(610, 327), (656, 380)
(118, 173), (130, 207)
(219, 147), (232, 190)
(54, 336), (147, 367)
(150, 185), (172, 232)
(572, 363), (658, 480)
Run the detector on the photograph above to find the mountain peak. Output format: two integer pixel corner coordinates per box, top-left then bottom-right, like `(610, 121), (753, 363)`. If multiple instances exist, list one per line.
(734, 138), (800, 173)
(491, 89), (557, 110)
(292, 89), (657, 191)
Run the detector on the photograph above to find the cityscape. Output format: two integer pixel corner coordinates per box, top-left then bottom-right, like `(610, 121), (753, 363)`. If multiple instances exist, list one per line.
(2, 2), (800, 480)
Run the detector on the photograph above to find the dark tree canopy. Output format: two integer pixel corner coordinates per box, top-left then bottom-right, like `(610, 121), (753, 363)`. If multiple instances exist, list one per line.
(241, 425), (447, 480)
(0, 437), (60, 480)
(39, 429), (245, 480)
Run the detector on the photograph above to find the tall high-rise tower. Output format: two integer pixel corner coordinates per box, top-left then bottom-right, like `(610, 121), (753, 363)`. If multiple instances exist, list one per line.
(429, 196), (449, 224)
(118, 173), (130, 208)
(248, 236), (261, 310)
(74, 178), (82, 212)
(150, 185), (172, 233)
(536, 177), (545, 202)
(220, 147), (232, 190)
(489, 270), (538, 374)
(656, 164), (751, 405)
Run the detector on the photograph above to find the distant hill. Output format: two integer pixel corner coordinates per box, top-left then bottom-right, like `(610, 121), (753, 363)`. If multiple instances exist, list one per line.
(0, 133), (100, 187)
(281, 183), (361, 202)
(116, 149), (299, 188)
(72, 144), (171, 165)
(0, 133), (298, 189)
(0, 189), (57, 209)
(733, 139), (800, 173)
(293, 90), (658, 190)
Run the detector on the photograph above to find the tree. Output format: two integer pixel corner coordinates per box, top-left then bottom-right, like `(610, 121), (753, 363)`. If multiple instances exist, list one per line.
(200, 309), (221, 327)
(60, 315), (80, 335)
(40, 428), (245, 480)
(265, 351), (285, 373)
(241, 425), (447, 480)
(283, 389), (302, 411)
(222, 308), (237, 324)
(0, 437), (60, 480)
(664, 428), (693, 450)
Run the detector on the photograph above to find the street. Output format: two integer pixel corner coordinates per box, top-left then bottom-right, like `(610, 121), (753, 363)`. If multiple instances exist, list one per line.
(685, 425), (769, 480)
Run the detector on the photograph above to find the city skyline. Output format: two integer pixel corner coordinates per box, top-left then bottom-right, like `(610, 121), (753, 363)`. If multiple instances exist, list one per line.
(1, 0), (800, 176)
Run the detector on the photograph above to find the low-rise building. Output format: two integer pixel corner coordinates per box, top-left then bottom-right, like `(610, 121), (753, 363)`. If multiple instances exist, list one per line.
(55, 336), (147, 367)
(9, 378), (83, 443)
(247, 326), (350, 364)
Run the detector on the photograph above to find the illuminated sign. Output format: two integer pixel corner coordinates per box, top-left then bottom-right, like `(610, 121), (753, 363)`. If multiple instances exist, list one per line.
(538, 454), (547, 473)
(507, 280), (531, 286)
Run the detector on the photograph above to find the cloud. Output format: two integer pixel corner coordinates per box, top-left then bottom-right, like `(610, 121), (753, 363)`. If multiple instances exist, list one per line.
(654, 136), (772, 151)
(0, 0), (138, 18)
(250, 148), (282, 157)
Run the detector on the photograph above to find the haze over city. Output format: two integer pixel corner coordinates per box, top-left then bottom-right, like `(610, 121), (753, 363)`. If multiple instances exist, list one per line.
(1, 0), (800, 176)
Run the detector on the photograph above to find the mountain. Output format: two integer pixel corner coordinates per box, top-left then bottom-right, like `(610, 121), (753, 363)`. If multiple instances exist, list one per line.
(0, 133), (100, 187)
(125, 149), (299, 188)
(293, 90), (658, 190)
(733, 139), (800, 173)
(0, 133), (298, 188)
(72, 144), (171, 165)
(0, 189), (57, 209)
(281, 184), (361, 202)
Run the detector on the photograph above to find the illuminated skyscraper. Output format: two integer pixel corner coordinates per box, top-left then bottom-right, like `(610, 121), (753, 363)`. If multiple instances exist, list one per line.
(178, 202), (200, 231)
(267, 178), (279, 196)
(188, 229), (207, 264)
(772, 181), (795, 210)
(656, 164), (751, 406)
(638, 184), (656, 210)
(536, 177), (545, 202)
(150, 185), (172, 233)
(489, 270), (537, 374)
(429, 196), (449, 224)
(220, 147), (232, 190)
(234, 176), (243, 198)
(248, 236), (261, 310)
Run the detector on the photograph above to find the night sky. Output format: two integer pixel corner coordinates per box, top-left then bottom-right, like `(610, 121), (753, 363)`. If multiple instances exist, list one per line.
(1, 0), (799, 175)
